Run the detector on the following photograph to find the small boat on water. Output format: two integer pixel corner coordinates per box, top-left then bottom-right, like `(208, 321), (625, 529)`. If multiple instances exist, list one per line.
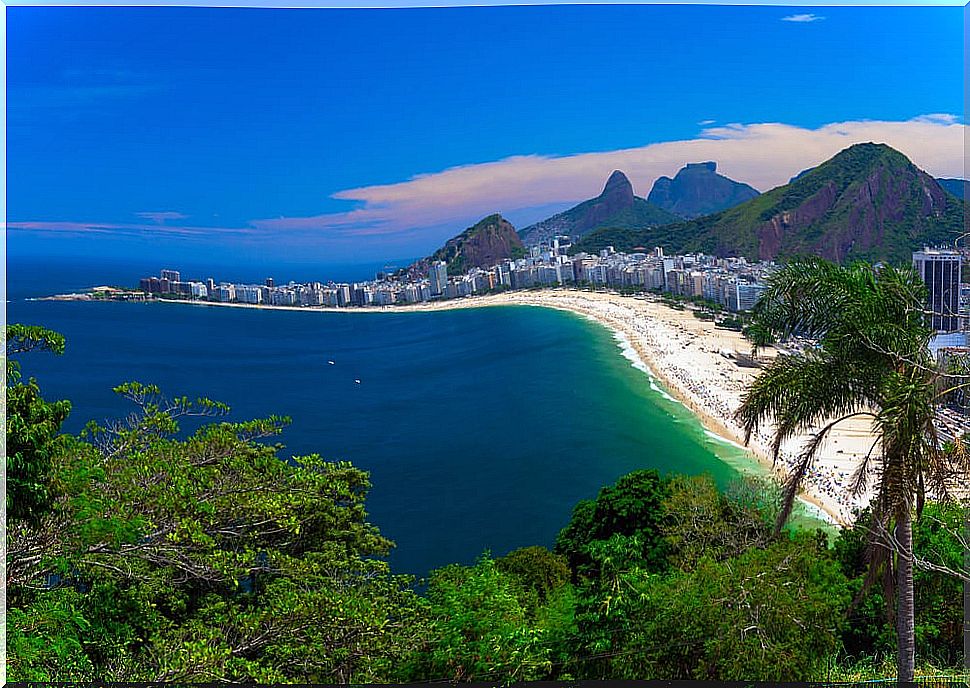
(354, 379), (361, 384)
(328, 360), (335, 365)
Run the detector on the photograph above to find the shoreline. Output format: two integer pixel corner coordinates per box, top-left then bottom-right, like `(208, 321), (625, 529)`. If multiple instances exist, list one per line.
(62, 290), (873, 524)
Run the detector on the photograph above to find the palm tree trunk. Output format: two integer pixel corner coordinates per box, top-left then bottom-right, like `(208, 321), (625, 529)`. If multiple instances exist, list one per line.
(964, 511), (969, 670)
(895, 509), (916, 682)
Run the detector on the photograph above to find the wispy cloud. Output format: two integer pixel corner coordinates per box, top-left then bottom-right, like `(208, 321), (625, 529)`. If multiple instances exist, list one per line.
(7, 220), (255, 240)
(249, 115), (966, 239)
(781, 13), (825, 23)
(698, 119), (716, 126)
(8, 65), (163, 126)
(136, 211), (189, 224)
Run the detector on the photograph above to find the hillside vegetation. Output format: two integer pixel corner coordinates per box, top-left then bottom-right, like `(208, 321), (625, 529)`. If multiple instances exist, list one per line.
(574, 144), (966, 264)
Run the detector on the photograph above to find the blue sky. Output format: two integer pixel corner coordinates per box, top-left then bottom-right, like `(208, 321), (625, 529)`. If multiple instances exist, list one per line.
(6, 4), (965, 271)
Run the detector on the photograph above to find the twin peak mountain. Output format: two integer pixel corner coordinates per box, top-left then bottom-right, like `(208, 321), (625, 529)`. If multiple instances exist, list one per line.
(414, 143), (967, 273)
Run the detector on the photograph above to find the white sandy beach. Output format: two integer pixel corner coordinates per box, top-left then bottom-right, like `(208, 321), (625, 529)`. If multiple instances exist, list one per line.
(160, 291), (880, 524)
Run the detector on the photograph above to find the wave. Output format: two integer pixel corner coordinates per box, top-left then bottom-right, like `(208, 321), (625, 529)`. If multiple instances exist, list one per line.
(795, 498), (838, 524)
(702, 428), (748, 451)
(610, 330), (679, 403)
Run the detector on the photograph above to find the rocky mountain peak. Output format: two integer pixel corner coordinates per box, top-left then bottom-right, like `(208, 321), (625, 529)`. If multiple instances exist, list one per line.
(647, 161), (759, 219)
(685, 161), (717, 173)
(602, 170), (635, 203)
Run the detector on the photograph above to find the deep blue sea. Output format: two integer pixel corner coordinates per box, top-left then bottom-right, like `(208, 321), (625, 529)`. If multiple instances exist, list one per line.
(9, 254), (765, 577)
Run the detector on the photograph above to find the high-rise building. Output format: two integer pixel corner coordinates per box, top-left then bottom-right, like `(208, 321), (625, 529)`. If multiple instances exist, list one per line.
(430, 261), (448, 296)
(913, 247), (962, 332)
(161, 269), (181, 283)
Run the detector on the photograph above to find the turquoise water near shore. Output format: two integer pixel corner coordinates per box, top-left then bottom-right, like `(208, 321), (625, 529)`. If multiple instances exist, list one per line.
(10, 257), (792, 576)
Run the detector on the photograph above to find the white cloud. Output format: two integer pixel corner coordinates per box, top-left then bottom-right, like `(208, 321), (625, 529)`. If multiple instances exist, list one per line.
(781, 13), (825, 22)
(250, 115), (966, 238)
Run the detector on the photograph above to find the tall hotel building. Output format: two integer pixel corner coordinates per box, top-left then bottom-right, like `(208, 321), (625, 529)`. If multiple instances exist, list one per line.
(912, 247), (962, 332)
(430, 261), (448, 296)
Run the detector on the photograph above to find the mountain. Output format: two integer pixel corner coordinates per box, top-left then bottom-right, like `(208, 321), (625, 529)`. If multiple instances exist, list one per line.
(518, 171), (679, 246)
(408, 214), (526, 277)
(938, 178), (968, 200)
(572, 143), (966, 265)
(646, 161), (760, 219)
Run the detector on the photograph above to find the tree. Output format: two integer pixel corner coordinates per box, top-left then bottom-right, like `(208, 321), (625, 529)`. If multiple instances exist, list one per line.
(5, 325), (71, 521)
(586, 534), (849, 681)
(836, 503), (967, 667)
(661, 474), (776, 571)
(554, 469), (671, 581)
(408, 556), (554, 682)
(495, 546), (571, 608)
(7, 381), (427, 682)
(735, 258), (966, 681)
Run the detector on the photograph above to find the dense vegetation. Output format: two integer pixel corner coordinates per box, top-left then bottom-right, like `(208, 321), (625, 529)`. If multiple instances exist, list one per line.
(422, 213), (526, 276)
(572, 144), (966, 265)
(6, 324), (968, 682)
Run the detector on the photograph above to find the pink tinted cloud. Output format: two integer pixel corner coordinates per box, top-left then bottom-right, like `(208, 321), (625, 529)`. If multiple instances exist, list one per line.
(251, 115), (966, 238)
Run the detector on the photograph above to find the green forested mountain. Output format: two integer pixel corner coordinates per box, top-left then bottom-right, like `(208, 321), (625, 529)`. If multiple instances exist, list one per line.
(408, 213), (526, 277)
(519, 171), (679, 246)
(573, 144), (966, 264)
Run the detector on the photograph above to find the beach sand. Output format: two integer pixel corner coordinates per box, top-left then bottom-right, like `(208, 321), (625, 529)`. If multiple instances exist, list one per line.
(161, 291), (880, 524)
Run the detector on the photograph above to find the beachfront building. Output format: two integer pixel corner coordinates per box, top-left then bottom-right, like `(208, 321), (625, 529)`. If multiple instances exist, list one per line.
(430, 261), (448, 296)
(913, 247), (963, 332)
(213, 283), (235, 302)
(235, 284), (263, 304)
(735, 280), (766, 311)
(188, 281), (208, 299)
(135, 247), (775, 313)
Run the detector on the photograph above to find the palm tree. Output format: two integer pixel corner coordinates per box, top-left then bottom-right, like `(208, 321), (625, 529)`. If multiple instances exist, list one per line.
(735, 257), (962, 682)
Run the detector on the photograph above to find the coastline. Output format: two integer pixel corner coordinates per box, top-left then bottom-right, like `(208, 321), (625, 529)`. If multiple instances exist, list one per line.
(137, 291), (875, 523)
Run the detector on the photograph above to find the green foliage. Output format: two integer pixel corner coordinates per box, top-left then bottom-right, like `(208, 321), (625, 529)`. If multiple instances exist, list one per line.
(9, 325), (967, 683)
(737, 257), (966, 680)
(407, 556), (555, 682)
(582, 534), (850, 681)
(662, 474), (776, 571)
(7, 383), (426, 683)
(6, 324), (67, 381)
(555, 469), (671, 580)
(7, 592), (96, 681)
(6, 325), (72, 521)
(835, 503), (967, 666)
(7, 377), (72, 521)
(495, 546), (571, 608)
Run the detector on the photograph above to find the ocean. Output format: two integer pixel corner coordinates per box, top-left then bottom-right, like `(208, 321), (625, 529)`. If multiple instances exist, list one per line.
(9, 254), (769, 577)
